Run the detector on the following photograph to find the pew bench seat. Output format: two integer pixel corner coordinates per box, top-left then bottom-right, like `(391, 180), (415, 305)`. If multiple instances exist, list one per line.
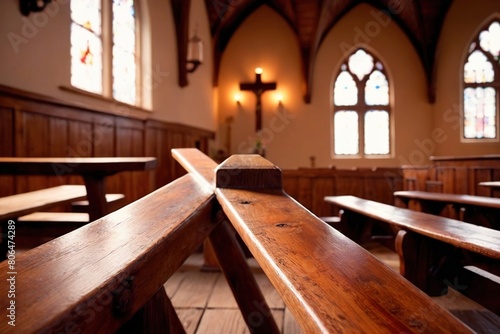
(0, 185), (87, 221)
(14, 194), (126, 247)
(71, 193), (126, 213)
(18, 212), (89, 222)
(324, 195), (500, 321)
(394, 190), (500, 229)
(0, 185), (88, 258)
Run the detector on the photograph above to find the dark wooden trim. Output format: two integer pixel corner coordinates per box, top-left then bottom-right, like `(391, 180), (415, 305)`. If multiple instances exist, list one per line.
(431, 155), (500, 162)
(171, 0), (191, 87)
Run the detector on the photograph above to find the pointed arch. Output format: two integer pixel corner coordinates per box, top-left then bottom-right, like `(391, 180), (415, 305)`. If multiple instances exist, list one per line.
(462, 18), (500, 141)
(332, 48), (391, 157)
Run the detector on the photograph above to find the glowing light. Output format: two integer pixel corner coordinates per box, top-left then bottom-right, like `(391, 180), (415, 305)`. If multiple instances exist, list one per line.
(255, 67), (263, 74)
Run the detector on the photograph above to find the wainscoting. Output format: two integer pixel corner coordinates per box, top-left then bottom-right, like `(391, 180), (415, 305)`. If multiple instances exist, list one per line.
(0, 84), (215, 204)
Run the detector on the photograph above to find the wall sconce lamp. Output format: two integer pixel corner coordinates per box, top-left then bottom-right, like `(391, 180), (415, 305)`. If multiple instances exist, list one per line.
(276, 93), (283, 107)
(234, 94), (242, 105)
(186, 28), (203, 73)
(20, 0), (51, 16)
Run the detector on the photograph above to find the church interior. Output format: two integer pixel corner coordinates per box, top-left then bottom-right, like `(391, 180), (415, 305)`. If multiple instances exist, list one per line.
(0, 0), (500, 333)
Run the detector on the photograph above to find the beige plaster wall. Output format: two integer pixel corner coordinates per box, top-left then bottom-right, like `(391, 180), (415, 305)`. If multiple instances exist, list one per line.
(0, 0), (215, 131)
(217, 3), (432, 169)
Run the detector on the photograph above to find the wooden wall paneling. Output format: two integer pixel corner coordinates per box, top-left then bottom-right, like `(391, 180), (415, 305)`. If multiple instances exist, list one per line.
(168, 131), (188, 182)
(470, 167), (496, 197)
(436, 167), (455, 193)
(363, 170), (401, 204)
(427, 165), (437, 181)
(49, 118), (69, 157)
(425, 180), (443, 193)
(363, 173), (380, 201)
(282, 171), (300, 201)
(144, 121), (168, 189)
(47, 117), (76, 189)
(67, 119), (93, 157)
(415, 167), (430, 191)
(379, 168), (405, 200)
(0, 107), (14, 196)
(17, 111), (50, 157)
(296, 175), (313, 210)
(400, 166), (429, 191)
(16, 110), (52, 193)
(92, 114), (116, 157)
(492, 168), (500, 198)
(115, 117), (148, 202)
(0, 84), (216, 206)
(115, 117), (145, 156)
(144, 122), (160, 190)
(453, 167), (468, 194)
(0, 107), (14, 156)
(432, 154), (500, 167)
(310, 173), (335, 217)
(335, 170), (365, 198)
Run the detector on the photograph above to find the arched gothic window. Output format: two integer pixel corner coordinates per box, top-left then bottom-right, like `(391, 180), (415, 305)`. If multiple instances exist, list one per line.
(333, 49), (391, 156)
(463, 19), (500, 140)
(70, 0), (140, 106)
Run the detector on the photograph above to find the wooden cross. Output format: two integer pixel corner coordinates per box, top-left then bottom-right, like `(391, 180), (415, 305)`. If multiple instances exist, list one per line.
(239, 68), (277, 132)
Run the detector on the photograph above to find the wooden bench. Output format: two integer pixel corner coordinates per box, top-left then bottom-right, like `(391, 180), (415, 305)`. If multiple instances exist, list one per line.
(0, 185), (87, 257)
(0, 185), (87, 221)
(71, 193), (126, 213)
(0, 149), (475, 333)
(14, 193), (127, 243)
(324, 195), (500, 323)
(15, 193), (126, 234)
(394, 190), (500, 229)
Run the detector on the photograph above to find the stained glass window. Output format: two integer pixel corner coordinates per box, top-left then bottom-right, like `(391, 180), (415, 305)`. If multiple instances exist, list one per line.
(463, 20), (499, 140)
(113, 0), (136, 104)
(333, 49), (391, 156)
(70, 0), (139, 105)
(365, 110), (390, 154)
(334, 70), (357, 106)
(70, 0), (102, 94)
(334, 111), (359, 155)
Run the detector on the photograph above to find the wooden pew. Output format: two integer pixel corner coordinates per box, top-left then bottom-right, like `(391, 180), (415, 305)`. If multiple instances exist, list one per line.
(394, 190), (500, 229)
(0, 185), (87, 221)
(0, 185), (87, 257)
(0, 152), (278, 333)
(71, 193), (126, 213)
(0, 151), (474, 333)
(324, 195), (500, 321)
(176, 150), (471, 332)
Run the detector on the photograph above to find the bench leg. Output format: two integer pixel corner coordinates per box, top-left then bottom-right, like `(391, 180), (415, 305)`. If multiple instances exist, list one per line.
(209, 218), (280, 334)
(395, 229), (459, 296)
(83, 174), (109, 221)
(118, 287), (185, 334)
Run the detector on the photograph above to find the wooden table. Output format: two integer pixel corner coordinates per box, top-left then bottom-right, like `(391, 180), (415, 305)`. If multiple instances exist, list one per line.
(0, 157), (157, 220)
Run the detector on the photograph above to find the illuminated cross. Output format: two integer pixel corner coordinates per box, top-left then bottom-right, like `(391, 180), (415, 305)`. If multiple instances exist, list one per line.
(239, 68), (277, 132)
